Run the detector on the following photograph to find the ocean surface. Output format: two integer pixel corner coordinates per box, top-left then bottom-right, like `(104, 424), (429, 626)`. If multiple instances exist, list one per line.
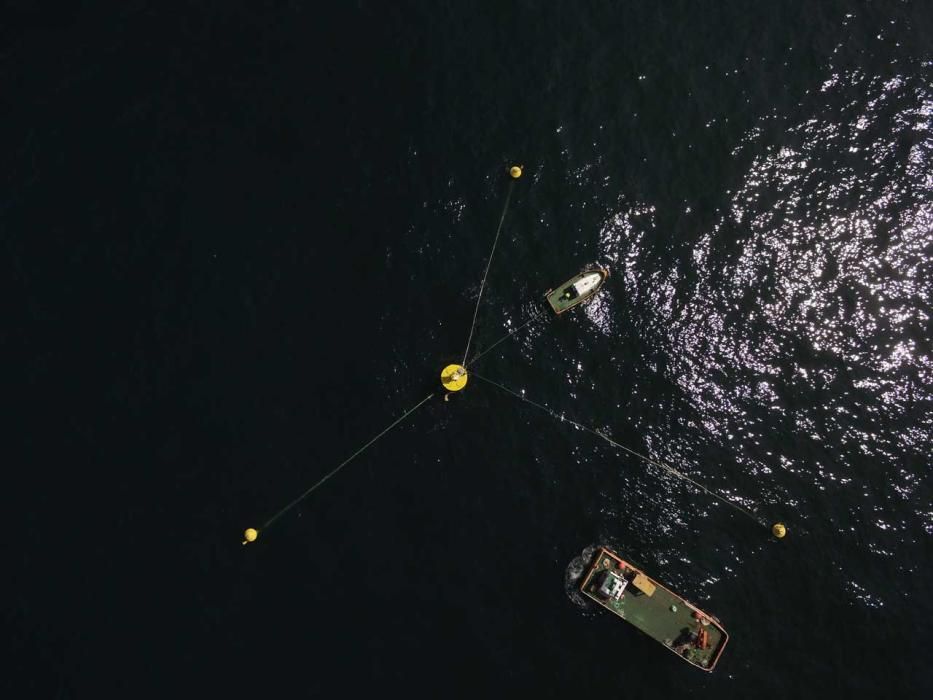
(5, 2), (932, 697)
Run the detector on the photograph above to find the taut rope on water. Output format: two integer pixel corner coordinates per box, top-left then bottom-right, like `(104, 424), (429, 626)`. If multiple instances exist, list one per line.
(466, 309), (548, 368)
(243, 393), (435, 543)
(471, 372), (767, 529)
(462, 178), (516, 366)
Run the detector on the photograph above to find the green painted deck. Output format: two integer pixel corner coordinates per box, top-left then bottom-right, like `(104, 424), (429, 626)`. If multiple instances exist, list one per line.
(581, 549), (728, 671)
(545, 268), (608, 314)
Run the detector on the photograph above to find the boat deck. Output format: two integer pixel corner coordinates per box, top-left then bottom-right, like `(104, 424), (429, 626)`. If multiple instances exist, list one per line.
(581, 549), (728, 670)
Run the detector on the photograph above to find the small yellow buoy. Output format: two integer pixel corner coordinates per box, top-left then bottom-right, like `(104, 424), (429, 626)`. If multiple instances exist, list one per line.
(243, 527), (259, 545)
(772, 522), (786, 539)
(509, 165), (523, 179)
(441, 364), (468, 391)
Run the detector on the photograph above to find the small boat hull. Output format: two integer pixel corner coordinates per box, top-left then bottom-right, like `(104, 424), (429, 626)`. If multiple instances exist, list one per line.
(580, 548), (729, 671)
(545, 266), (608, 314)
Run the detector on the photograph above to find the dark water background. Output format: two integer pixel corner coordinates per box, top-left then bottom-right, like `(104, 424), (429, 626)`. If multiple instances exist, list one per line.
(5, 1), (932, 697)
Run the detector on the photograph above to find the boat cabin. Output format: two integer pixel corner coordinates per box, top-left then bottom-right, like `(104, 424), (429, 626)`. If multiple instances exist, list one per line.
(571, 272), (603, 297)
(597, 570), (629, 600)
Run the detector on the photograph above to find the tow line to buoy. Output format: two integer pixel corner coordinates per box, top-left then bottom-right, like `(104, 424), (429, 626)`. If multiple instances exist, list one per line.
(243, 392), (435, 544)
(471, 371), (769, 530)
(466, 308), (548, 368)
(462, 173), (519, 366)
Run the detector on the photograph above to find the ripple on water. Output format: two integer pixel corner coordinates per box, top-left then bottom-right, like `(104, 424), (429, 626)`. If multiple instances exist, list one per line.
(541, 65), (933, 613)
(636, 67), (932, 599)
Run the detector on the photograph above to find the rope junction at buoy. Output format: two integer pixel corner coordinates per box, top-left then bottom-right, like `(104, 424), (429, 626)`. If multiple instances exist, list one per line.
(244, 163), (781, 543)
(441, 364), (468, 391)
(244, 165), (523, 543)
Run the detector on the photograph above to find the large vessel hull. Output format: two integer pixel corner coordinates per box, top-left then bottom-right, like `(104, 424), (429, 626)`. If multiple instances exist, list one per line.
(580, 548), (729, 671)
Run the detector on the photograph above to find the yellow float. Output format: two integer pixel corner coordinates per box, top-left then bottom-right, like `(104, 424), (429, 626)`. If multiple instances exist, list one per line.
(440, 364), (468, 391)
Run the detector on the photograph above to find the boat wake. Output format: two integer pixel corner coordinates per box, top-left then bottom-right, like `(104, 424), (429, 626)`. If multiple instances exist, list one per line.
(564, 544), (601, 613)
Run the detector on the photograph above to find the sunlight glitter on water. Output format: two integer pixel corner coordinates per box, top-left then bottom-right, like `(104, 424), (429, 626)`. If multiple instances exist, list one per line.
(575, 66), (933, 600)
(665, 70), (930, 441)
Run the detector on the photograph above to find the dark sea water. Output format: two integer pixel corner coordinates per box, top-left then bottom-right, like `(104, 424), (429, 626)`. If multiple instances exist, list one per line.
(5, 1), (932, 697)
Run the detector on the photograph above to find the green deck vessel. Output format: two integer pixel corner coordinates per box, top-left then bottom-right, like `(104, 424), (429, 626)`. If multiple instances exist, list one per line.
(581, 548), (729, 671)
(545, 266), (608, 314)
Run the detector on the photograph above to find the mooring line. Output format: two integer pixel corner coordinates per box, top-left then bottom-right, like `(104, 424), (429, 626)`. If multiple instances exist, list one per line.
(462, 179), (515, 366)
(471, 372), (766, 528)
(466, 309), (548, 368)
(258, 393), (435, 532)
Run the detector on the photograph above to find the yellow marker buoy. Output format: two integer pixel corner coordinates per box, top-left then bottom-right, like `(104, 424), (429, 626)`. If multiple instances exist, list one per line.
(772, 522), (786, 539)
(441, 364), (468, 391)
(242, 527), (259, 545)
(509, 165), (523, 179)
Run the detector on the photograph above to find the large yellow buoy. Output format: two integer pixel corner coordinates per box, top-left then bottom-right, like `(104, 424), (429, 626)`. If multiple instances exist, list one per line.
(509, 165), (523, 179)
(243, 527), (259, 545)
(441, 364), (468, 391)
(772, 522), (786, 539)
